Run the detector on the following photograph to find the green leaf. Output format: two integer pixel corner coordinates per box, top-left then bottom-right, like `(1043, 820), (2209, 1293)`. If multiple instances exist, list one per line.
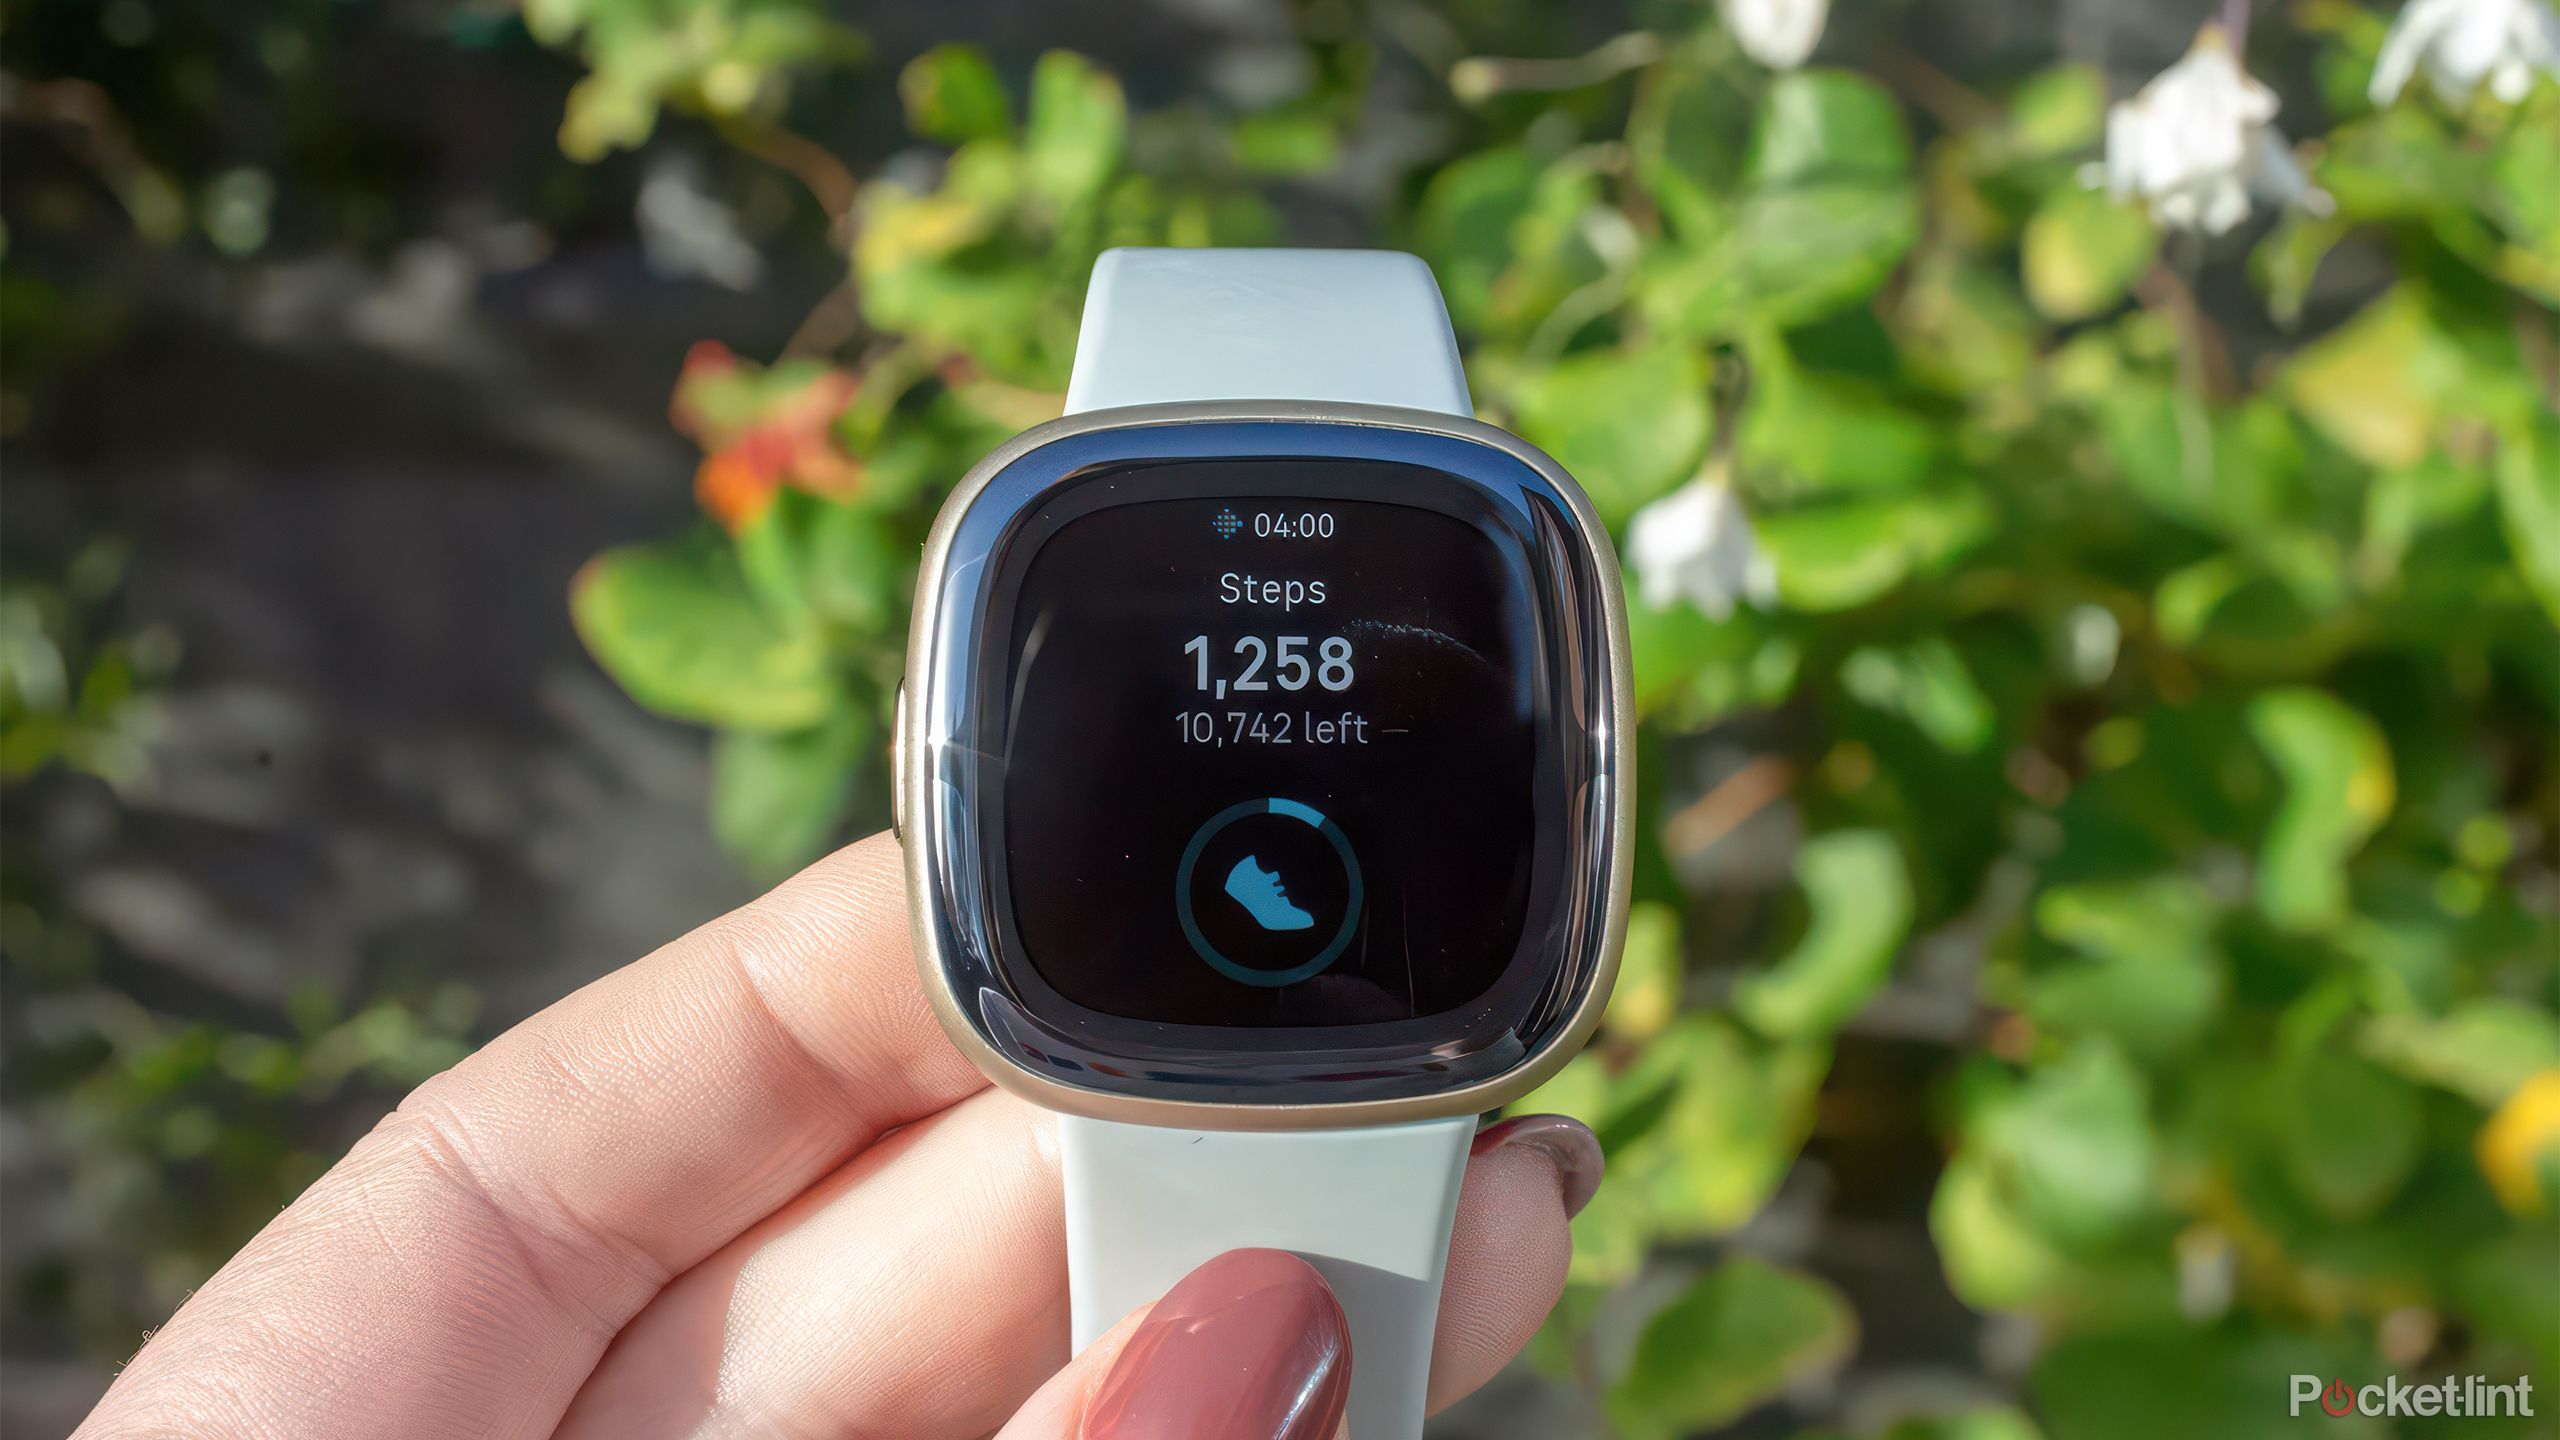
(1625, 595), (1800, 724)
(1739, 352), (1938, 493)
(2489, 112), (2560, 300)
(1932, 1151), (2077, 1310)
(2494, 411), (2560, 626)
(2359, 998), (2560, 1106)
(1839, 639), (1996, 753)
(1508, 343), (1711, 525)
(1739, 181), (1920, 325)
(1413, 148), (1541, 335)
(2252, 212), (2352, 328)
(1609, 1256), (1856, 1438)
(1726, 73), (1920, 330)
(2455, 1228), (2560, 1377)
(2360, 451), (2492, 576)
(1749, 70), (1913, 186)
(1605, 901), (1684, 1042)
(1897, 252), (2038, 394)
(1560, 1160), (1655, 1288)
(2318, 106), (2487, 226)
(1511, 1050), (1610, 1129)
(1755, 490), (1992, 612)
(732, 500), (810, 622)
(1978, 1044), (2158, 1245)
(560, 71), (663, 161)
(1640, 181), (1919, 336)
(1628, 57), (1752, 242)
(2023, 188), (2158, 321)
(1415, 150), (1613, 342)
(572, 537), (837, 731)
(711, 715), (870, 877)
(1896, 1410), (2052, 1440)
(2032, 1324), (2382, 1440)
(900, 44), (1010, 143)
(1229, 110), (1338, 177)
(1736, 829), (1914, 1037)
(519, 0), (578, 44)
(795, 499), (910, 636)
(2273, 1048), (2423, 1220)
(2279, 288), (2475, 469)
(1022, 50), (1125, 211)
(2246, 690), (2394, 933)
(1614, 1017), (1828, 1239)
(2152, 553), (2353, 679)
(2028, 878), (2223, 1059)
(854, 184), (1066, 384)
(2006, 66), (2106, 158)
(536, 0), (864, 161)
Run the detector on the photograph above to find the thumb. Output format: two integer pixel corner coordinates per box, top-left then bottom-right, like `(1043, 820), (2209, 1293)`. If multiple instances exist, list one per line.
(998, 1248), (1353, 1440)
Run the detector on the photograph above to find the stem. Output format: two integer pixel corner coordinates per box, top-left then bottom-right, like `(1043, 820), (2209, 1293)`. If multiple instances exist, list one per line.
(2516, 300), (2560, 415)
(1449, 31), (1665, 103)
(1662, 754), (1796, 859)
(778, 280), (861, 361)
(2, 77), (175, 239)
(1575, 1325), (1621, 1439)
(1881, 52), (2003, 133)
(2221, 0), (2254, 59)
(2135, 250), (2234, 501)
(713, 120), (861, 235)
(1378, 2), (1466, 74)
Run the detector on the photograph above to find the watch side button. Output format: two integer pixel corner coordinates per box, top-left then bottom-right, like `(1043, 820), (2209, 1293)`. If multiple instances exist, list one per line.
(891, 681), (908, 841)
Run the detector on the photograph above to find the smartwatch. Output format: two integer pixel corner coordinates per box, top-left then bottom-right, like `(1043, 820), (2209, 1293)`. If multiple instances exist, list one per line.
(896, 248), (1631, 1437)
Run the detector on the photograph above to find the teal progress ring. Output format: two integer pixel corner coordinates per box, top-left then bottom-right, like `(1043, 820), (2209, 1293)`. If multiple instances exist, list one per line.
(1175, 798), (1363, 987)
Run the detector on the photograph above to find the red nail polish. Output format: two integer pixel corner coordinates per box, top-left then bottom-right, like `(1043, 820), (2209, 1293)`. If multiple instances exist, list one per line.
(1084, 1248), (1352, 1440)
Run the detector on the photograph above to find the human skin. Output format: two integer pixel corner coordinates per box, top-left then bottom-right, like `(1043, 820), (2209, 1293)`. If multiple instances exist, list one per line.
(73, 832), (1602, 1439)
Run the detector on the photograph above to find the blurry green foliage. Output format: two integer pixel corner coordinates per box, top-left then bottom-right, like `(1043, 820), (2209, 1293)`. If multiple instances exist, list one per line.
(546, 7), (2560, 1434)
(522, 0), (866, 159)
(1611, 1254), (1858, 1438)
(4, 920), (481, 1352)
(0, 543), (484, 1353)
(0, 541), (171, 788)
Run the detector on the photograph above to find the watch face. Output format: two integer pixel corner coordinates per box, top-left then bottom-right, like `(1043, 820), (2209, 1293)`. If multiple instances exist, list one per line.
(913, 418), (1622, 1110)
(997, 475), (1536, 1027)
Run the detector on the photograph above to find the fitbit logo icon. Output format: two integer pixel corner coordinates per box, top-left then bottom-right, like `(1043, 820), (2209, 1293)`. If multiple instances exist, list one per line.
(1211, 507), (1242, 539)
(2288, 1373), (2533, 1419)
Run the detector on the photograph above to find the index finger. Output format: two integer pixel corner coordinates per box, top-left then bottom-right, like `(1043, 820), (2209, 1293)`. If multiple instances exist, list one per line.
(79, 832), (981, 1440)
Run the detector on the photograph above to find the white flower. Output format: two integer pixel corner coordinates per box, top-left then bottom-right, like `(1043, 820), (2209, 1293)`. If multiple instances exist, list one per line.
(1628, 477), (1778, 620)
(1720, 0), (1829, 70)
(2101, 25), (2331, 236)
(2370, 0), (2560, 105)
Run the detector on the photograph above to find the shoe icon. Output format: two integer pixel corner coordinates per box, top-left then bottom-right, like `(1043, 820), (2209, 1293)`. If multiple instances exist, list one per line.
(1223, 855), (1315, 932)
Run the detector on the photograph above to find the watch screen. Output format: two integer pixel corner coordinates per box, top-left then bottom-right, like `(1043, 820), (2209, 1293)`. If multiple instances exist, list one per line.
(993, 461), (1542, 1028)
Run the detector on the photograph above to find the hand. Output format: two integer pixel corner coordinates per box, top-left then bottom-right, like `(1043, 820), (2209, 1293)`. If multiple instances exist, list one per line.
(74, 833), (1603, 1438)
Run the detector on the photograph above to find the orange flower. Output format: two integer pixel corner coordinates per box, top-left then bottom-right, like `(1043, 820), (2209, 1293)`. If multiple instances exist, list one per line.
(695, 445), (778, 531)
(671, 342), (865, 531)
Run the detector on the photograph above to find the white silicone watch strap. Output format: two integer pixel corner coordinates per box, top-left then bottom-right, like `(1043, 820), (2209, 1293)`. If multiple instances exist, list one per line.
(1061, 1115), (1477, 1436)
(1063, 247), (1473, 416)
(1057, 248), (1481, 1437)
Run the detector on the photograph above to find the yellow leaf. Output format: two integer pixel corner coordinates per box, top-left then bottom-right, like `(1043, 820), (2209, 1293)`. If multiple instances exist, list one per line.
(2278, 289), (2471, 469)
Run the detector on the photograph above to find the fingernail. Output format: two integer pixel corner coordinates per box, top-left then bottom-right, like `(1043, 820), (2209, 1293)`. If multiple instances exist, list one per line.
(1475, 1113), (1606, 1219)
(1083, 1248), (1352, 1440)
